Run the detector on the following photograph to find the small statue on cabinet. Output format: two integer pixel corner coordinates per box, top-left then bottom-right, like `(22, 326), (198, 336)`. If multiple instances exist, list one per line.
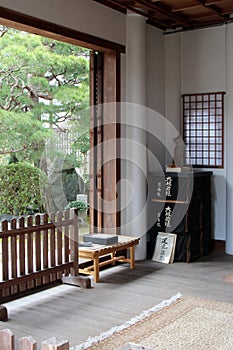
(173, 135), (185, 168)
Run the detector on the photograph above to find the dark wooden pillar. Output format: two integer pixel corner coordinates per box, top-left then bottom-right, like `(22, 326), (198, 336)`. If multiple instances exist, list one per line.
(89, 50), (120, 234)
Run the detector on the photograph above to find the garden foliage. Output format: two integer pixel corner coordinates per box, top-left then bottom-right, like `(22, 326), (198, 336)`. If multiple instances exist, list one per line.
(0, 163), (48, 215)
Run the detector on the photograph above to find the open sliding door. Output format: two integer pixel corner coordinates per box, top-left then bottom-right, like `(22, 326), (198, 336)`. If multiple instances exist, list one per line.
(89, 50), (121, 234)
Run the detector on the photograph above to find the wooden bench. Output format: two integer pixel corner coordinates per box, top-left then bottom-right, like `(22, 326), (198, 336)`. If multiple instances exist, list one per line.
(79, 235), (140, 283)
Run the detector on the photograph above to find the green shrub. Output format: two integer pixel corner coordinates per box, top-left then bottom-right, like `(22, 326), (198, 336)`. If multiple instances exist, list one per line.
(62, 170), (85, 202)
(0, 163), (48, 215)
(65, 200), (89, 212)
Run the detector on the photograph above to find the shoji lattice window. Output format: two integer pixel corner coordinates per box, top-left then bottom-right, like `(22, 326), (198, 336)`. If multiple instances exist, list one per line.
(182, 92), (225, 168)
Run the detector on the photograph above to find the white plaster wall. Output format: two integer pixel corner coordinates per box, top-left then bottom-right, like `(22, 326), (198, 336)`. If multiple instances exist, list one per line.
(181, 26), (226, 242)
(181, 27), (226, 93)
(165, 33), (182, 166)
(146, 25), (165, 115)
(146, 25), (166, 170)
(165, 33), (181, 132)
(165, 26), (230, 242)
(0, 0), (126, 45)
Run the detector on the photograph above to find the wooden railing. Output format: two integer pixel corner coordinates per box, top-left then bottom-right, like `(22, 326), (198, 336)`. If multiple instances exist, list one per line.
(0, 208), (84, 313)
(0, 329), (70, 350)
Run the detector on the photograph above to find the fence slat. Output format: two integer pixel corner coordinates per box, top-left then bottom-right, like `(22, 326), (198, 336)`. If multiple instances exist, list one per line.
(27, 216), (34, 274)
(70, 209), (79, 277)
(43, 214), (49, 269)
(41, 337), (69, 350)
(50, 213), (56, 267)
(26, 216), (34, 290)
(35, 215), (42, 287)
(35, 215), (41, 272)
(19, 336), (37, 350)
(1, 221), (10, 297)
(19, 217), (26, 276)
(57, 212), (63, 266)
(2, 221), (9, 281)
(10, 219), (17, 279)
(10, 219), (18, 295)
(43, 214), (49, 284)
(19, 217), (26, 292)
(49, 213), (56, 282)
(0, 329), (14, 350)
(64, 210), (70, 276)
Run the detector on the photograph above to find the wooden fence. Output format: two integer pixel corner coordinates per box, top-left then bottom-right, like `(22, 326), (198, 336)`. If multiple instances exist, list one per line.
(0, 329), (70, 350)
(0, 209), (81, 308)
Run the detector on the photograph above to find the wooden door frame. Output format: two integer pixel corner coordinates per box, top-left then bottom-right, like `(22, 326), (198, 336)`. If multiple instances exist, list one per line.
(0, 7), (125, 53)
(90, 51), (121, 234)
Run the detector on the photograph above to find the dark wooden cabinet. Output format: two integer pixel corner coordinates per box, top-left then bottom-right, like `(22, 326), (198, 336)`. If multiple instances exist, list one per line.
(147, 171), (213, 262)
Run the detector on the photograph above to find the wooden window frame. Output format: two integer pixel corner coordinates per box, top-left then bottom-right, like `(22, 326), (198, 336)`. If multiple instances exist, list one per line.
(182, 92), (225, 169)
(0, 6), (125, 53)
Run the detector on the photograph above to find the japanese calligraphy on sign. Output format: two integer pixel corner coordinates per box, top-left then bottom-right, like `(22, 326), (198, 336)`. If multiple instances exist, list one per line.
(152, 232), (177, 264)
(159, 237), (168, 261)
(164, 205), (172, 228)
(157, 212), (161, 227)
(165, 176), (172, 197)
(153, 174), (189, 201)
(155, 205), (173, 230)
(156, 181), (162, 197)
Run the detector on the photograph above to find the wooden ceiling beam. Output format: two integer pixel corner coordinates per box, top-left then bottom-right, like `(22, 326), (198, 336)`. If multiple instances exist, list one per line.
(189, 12), (220, 20)
(93, 0), (233, 31)
(116, 0), (134, 3)
(171, 4), (203, 13)
(205, 0), (224, 5)
(167, 0), (226, 21)
(195, 0), (226, 19)
(134, 0), (192, 27)
(100, 0), (171, 29)
(170, 0), (225, 17)
(222, 8), (233, 15)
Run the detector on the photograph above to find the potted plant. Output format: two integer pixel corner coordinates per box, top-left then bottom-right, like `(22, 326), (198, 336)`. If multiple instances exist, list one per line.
(65, 200), (89, 227)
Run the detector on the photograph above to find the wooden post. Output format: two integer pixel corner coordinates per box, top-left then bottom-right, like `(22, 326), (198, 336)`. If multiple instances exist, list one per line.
(129, 246), (135, 269)
(0, 305), (8, 321)
(69, 208), (79, 277)
(93, 257), (100, 283)
(19, 336), (37, 350)
(62, 208), (91, 288)
(41, 337), (69, 350)
(0, 329), (14, 350)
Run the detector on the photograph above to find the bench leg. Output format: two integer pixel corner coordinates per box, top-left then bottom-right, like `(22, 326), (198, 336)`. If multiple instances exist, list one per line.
(111, 251), (116, 266)
(94, 257), (100, 283)
(129, 246), (135, 269)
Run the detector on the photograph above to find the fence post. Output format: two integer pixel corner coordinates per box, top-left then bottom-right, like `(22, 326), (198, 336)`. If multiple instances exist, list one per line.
(19, 336), (37, 350)
(62, 209), (91, 288)
(0, 329), (14, 350)
(41, 337), (69, 350)
(0, 305), (8, 321)
(70, 208), (79, 277)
